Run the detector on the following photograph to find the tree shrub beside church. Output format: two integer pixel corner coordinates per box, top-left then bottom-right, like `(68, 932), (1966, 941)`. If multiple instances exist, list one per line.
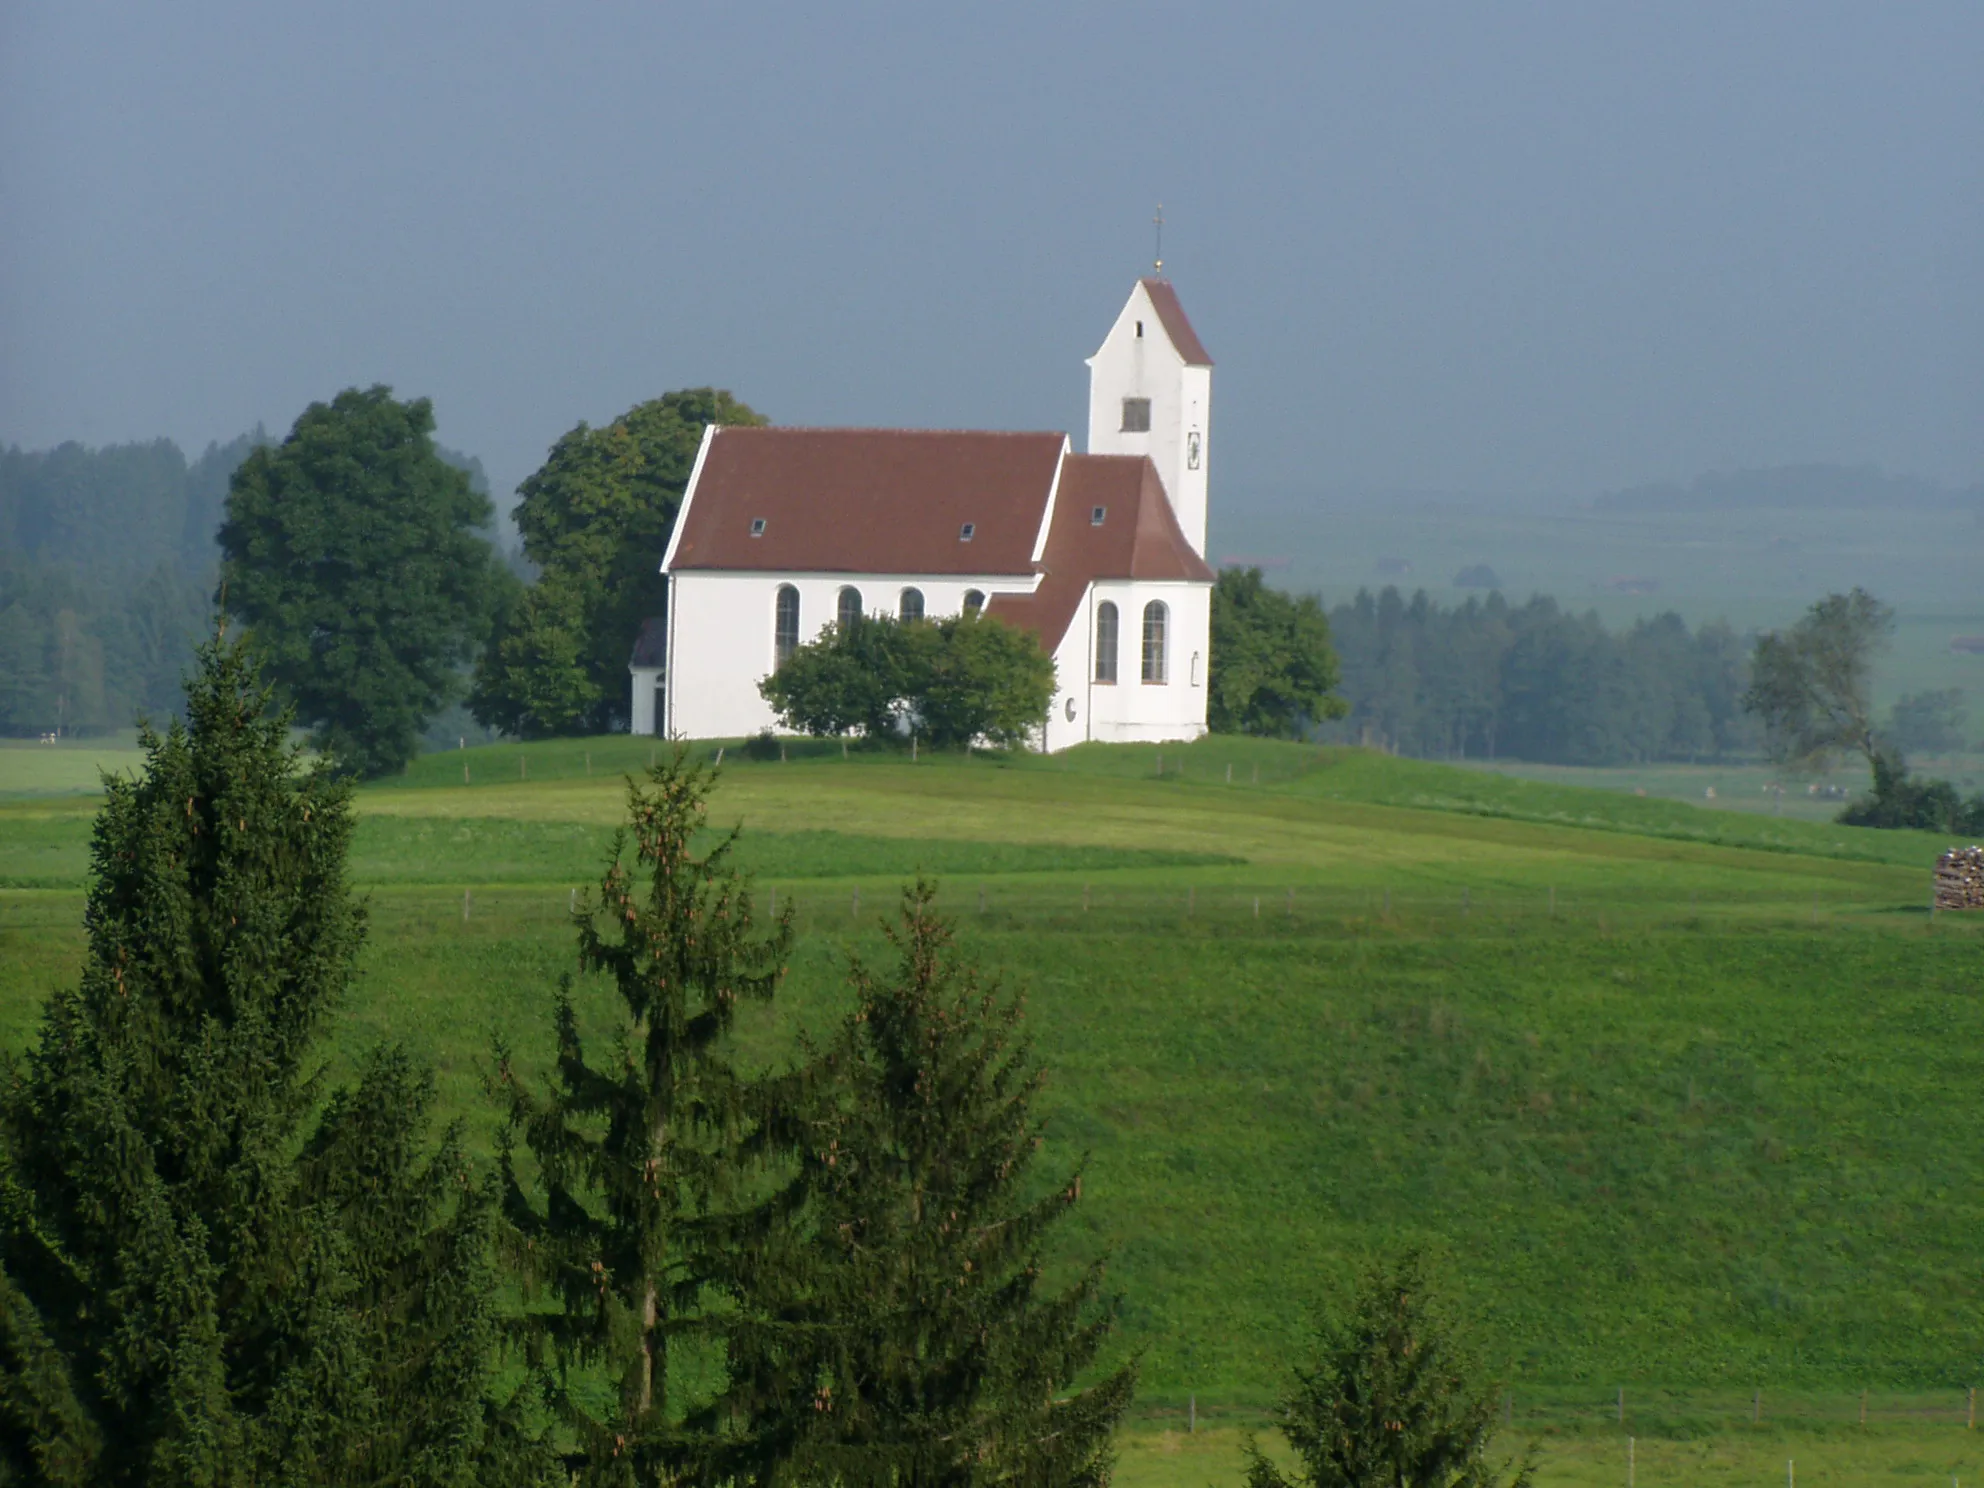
(760, 612), (1055, 750)
(1209, 566), (1347, 738)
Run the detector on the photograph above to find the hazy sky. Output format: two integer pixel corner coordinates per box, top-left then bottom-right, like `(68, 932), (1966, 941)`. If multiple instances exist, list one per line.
(3, 2), (1979, 508)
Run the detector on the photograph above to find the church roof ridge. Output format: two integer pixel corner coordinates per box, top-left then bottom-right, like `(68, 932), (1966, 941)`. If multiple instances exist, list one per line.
(716, 425), (1068, 440)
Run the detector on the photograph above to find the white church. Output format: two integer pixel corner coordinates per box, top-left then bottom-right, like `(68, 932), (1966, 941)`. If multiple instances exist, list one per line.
(632, 278), (1218, 752)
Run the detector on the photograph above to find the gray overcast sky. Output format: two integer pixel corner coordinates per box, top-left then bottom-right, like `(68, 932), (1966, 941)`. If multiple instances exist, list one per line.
(2, 2), (1979, 508)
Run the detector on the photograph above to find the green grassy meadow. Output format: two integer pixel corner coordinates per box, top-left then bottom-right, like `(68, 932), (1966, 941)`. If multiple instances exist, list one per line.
(5, 732), (1983, 1483)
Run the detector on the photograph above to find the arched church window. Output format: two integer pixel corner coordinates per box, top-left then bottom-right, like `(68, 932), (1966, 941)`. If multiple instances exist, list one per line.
(774, 585), (800, 668)
(1141, 601), (1168, 683)
(899, 587), (924, 622)
(1094, 602), (1118, 684)
(963, 589), (985, 616)
(837, 586), (862, 630)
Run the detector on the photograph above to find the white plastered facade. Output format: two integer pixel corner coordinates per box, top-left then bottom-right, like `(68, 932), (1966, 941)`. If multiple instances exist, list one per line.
(1040, 580), (1210, 753)
(661, 571), (1042, 741)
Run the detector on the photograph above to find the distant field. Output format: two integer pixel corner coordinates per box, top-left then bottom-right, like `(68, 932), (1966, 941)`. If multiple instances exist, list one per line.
(5, 732), (1982, 1484)
(1456, 755), (1984, 823)
(0, 735), (145, 797)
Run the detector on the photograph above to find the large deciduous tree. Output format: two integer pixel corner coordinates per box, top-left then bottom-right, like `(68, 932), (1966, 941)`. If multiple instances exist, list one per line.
(1741, 587), (1894, 778)
(1245, 1251), (1531, 1488)
(472, 390), (766, 737)
(494, 751), (791, 1484)
(0, 641), (544, 1486)
(219, 386), (510, 777)
(1210, 566), (1347, 738)
(726, 882), (1136, 1487)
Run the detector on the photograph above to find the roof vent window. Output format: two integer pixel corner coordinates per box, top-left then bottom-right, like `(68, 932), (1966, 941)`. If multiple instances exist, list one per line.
(959, 523), (975, 543)
(749, 518), (766, 537)
(1090, 506), (1106, 526)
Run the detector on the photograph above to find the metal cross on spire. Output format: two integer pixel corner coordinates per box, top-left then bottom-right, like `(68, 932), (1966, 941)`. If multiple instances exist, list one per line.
(1152, 203), (1164, 275)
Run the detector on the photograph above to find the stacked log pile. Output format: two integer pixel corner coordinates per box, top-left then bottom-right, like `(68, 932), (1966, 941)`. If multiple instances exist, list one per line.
(1934, 847), (1984, 910)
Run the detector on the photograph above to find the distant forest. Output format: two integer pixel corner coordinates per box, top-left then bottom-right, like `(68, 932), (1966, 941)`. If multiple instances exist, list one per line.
(0, 434), (493, 737)
(1317, 587), (1758, 765)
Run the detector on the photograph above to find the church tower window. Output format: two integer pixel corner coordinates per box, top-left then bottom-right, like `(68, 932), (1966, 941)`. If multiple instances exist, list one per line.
(1094, 602), (1119, 683)
(899, 587), (924, 622)
(1120, 398), (1151, 433)
(1141, 601), (1168, 683)
(837, 586), (862, 630)
(774, 585), (800, 668)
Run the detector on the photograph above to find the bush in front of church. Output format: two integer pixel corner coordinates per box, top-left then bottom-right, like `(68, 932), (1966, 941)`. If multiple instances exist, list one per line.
(760, 612), (1055, 751)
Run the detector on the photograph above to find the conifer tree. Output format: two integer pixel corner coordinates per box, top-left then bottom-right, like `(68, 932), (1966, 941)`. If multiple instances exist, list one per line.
(1244, 1251), (1531, 1488)
(727, 881), (1136, 1488)
(0, 640), (544, 1487)
(495, 751), (792, 1484)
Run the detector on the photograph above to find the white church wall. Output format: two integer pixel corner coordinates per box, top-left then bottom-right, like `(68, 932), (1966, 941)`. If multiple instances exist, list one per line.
(1085, 287), (1210, 557)
(1044, 579), (1210, 751)
(661, 570), (1042, 740)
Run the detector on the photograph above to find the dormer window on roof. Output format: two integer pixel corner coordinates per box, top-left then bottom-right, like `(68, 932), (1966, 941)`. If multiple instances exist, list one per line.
(1091, 506), (1106, 525)
(749, 518), (766, 536)
(959, 523), (975, 542)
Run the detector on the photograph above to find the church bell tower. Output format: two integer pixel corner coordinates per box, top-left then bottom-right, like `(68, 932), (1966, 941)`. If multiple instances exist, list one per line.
(1085, 278), (1213, 557)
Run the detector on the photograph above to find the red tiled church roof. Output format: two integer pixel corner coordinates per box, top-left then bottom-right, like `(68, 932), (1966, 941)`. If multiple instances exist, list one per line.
(986, 454), (1215, 652)
(1140, 278), (1213, 367)
(668, 427), (1067, 575)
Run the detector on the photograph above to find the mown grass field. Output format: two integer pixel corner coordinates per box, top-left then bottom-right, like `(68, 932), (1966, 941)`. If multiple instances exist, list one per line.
(4, 733), (1981, 1484)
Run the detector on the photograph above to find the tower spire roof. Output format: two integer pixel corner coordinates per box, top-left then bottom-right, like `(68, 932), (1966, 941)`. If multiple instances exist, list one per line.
(1136, 278), (1213, 366)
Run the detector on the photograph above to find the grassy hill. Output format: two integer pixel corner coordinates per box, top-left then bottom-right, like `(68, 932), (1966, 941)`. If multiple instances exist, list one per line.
(3, 733), (1981, 1482)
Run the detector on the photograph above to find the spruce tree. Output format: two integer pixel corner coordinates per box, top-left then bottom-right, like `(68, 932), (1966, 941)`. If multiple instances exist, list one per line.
(1244, 1251), (1532, 1488)
(0, 640), (542, 1487)
(727, 881), (1135, 1488)
(495, 751), (791, 1484)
